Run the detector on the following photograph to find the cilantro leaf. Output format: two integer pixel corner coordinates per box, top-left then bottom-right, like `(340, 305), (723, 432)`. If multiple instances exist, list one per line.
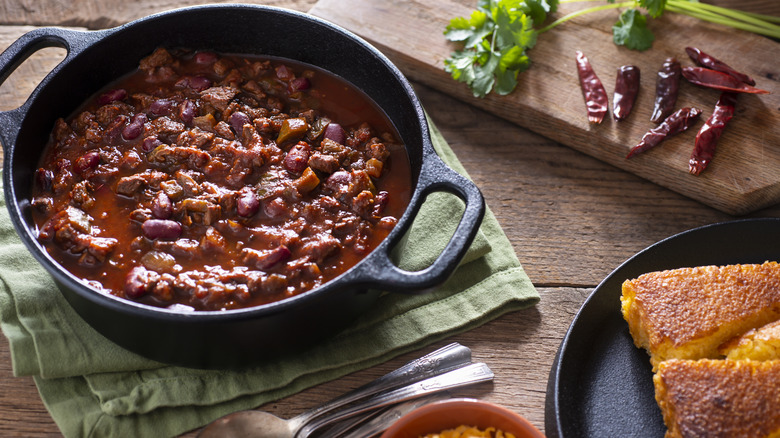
(639, 0), (667, 18)
(444, 10), (493, 48)
(499, 44), (530, 72)
(495, 67), (519, 95)
(472, 53), (500, 98)
(512, 13), (537, 49)
(520, 0), (558, 24)
(443, 0), (559, 97)
(444, 50), (477, 84)
(612, 8), (655, 51)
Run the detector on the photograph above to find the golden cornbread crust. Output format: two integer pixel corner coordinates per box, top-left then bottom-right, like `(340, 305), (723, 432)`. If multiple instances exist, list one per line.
(621, 261), (780, 367)
(654, 359), (780, 438)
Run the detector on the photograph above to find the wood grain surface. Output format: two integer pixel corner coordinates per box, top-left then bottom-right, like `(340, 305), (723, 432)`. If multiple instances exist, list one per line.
(0, 1), (779, 437)
(310, 0), (780, 215)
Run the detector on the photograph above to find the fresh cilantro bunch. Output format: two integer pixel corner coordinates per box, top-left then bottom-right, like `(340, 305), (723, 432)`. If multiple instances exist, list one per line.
(445, 0), (780, 98)
(444, 0), (559, 98)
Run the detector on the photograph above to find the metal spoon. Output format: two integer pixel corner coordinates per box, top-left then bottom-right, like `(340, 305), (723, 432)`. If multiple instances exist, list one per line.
(318, 392), (452, 438)
(295, 362), (494, 437)
(199, 362), (493, 438)
(197, 343), (472, 438)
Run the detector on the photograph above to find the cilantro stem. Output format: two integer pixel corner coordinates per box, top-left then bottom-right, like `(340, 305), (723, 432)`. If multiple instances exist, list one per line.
(667, 1), (780, 39)
(538, 1), (634, 33)
(671, 1), (780, 26)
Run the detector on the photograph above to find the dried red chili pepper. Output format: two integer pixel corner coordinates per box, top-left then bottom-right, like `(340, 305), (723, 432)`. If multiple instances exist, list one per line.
(650, 58), (682, 124)
(689, 92), (738, 175)
(685, 47), (755, 86)
(626, 107), (702, 159)
(613, 65), (640, 121)
(575, 51), (608, 124)
(682, 67), (770, 95)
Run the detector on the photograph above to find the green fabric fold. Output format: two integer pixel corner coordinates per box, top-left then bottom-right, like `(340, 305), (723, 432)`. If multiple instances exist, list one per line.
(0, 117), (539, 437)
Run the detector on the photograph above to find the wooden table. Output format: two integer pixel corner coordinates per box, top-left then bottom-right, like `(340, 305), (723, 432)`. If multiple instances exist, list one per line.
(0, 1), (777, 436)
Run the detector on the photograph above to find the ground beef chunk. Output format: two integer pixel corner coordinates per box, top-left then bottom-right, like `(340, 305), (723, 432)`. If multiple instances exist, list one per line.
(116, 174), (147, 196)
(308, 152), (340, 173)
(139, 47), (174, 72)
(38, 207), (118, 265)
(201, 86), (239, 111)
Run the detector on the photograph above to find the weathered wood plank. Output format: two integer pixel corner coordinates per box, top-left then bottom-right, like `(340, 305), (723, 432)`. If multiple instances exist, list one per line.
(412, 83), (780, 286)
(309, 0), (780, 215)
(0, 0), (317, 28)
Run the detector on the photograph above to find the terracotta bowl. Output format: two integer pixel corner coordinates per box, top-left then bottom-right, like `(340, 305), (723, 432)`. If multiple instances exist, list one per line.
(381, 398), (546, 438)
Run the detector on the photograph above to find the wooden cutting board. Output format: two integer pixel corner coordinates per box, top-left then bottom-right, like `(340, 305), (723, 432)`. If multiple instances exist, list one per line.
(309, 0), (780, 215)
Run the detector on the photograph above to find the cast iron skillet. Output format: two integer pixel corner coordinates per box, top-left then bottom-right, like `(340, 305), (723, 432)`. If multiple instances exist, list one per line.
(545, 218), (780, 437)
(0, 4), (485, 368)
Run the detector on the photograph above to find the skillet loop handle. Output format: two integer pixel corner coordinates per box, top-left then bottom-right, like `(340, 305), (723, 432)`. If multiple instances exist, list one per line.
(354, 148), (486, 294)
(0, 27), (95, 149)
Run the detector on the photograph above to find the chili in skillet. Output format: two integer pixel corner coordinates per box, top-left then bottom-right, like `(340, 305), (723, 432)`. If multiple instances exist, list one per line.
(31, 48), (411, 311)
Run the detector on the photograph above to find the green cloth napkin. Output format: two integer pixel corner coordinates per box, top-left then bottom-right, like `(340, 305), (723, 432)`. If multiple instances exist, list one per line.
(0, 118), (539, 437)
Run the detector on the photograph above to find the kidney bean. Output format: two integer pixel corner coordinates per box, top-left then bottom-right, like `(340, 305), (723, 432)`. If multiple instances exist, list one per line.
(188, 76), (212, 92)
(324, 170), (351, 193)
(179, 100), (196, 125)
(142, 219), (182, 240)
(142, 136), (162, 152)
(289, 77), (310, 93)
(97, 88), (127, 105)
(237, 190), (260, 217)
(74, 151), (101, 174)
(122, 113), (148, 140)
(283, 142), (311, 174)
(193, 51), (218, 65)
(149, 99), (175, 116)
(35, 168), (54, 192)
(323, 123), (346, 145)
(229, 111), (251, 134)
(124, 266), (156, 299)
(176, 75), (212, 92)
(151, 191), (173, 219)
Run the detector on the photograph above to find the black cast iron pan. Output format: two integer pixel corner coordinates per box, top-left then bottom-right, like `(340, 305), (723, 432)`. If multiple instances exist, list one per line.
(0, 4), (485, 368)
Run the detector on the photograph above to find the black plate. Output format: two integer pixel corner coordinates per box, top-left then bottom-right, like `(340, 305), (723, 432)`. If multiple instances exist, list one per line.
(544, 218), (780, 437)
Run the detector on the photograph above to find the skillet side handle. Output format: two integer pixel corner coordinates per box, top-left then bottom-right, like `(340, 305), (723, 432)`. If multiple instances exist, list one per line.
(352, 150), (486, 294)
(0, 27), (93, 150)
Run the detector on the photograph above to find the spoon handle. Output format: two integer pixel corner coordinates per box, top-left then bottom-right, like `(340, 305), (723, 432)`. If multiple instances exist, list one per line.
(297, 362), (494, 437)
(323, 392), (452, 438)
(294, 343), (471, 427)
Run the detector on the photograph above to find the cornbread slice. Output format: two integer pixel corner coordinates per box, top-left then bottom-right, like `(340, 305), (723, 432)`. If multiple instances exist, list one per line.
(720, 319), (780, 361)
(654, 359), (780, 438)
(621, 261), (780, 368)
